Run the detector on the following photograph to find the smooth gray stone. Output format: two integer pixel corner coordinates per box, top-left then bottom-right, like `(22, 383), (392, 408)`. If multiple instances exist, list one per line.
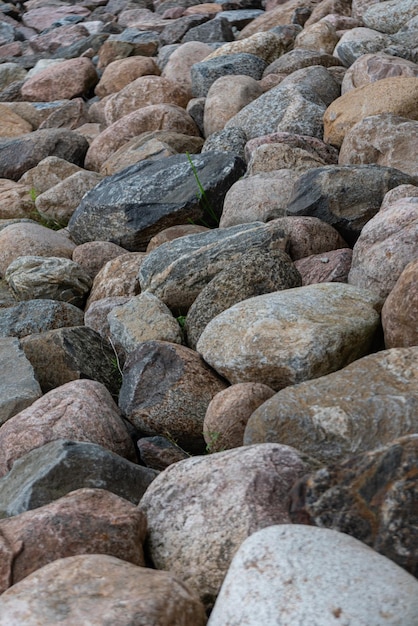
(0, 299), (84, 339)
(0, 440), (158, 518)
(68, 152), (246, 251)
(191, 53), (267, 97)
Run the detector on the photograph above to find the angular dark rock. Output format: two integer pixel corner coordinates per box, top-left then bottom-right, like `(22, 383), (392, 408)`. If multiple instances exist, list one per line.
(0, 299), (84, 339)
(191, 53), (267, 97)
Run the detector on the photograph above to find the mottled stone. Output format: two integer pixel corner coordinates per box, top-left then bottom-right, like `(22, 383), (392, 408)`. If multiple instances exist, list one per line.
(363, 0), (418, 34)
(0, 179), (36, 220)
(140, 443), (312, 608)
(293, 19), (339, 55)
(72, 241), (127, 280)
(294, 248), (353, 285)
(263, 48), (344, 77)
(95, 56), (160, 97)
(201, 127), (248, 159)
(182, 17), (235, 44)
(191, 53), (267, 98)
(19, 156), (82, 194)
(247, 143), (327, 175)
(86, 253), (144, 308)
(137, 435), (189, 471)
(341, 53), (418, 95)
(197, 283), (380, 390)
(100, 138), (177, 176)
(382, 260), (418, 348)
(146, 224), (209, 252)
(0, 104), (32, 138)
(119, 340), (228, 453)
(0, 299), (84, 339)
(245, 132), (339, 165)
(333, 27), (391, 67)
(21, 57), (98, 102)
(97, 30), (159, 69)
(274, 216), (348, 261)
(161, 41), (213, 93)
(203, 30), (285, 65)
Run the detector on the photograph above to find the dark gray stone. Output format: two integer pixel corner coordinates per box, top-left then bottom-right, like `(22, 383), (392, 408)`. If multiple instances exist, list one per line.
(0, 440), (158, 518)
(51, 34), (109, 59)
(182, 17), (234, 44)
(201, 127), (247, 160)
(334, 29), (391, 67)
(138, 221), (289, 313)
(186, 97), (205, 136)
(286, 165), (418, 245)
(215, 9), (264, 28)
(185, 248), (301, 349)
(68, 152), (246, 251)
(159, 15), (211, 46)
(0, 129), (88, 181)
(0, 299), (84, 339)
(191, 53), (267, 97)
(279, 65), (340, 108)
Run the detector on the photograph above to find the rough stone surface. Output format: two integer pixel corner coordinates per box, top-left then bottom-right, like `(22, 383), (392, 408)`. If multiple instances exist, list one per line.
(86, 253), (144, 308)
(0, 104), (32, 138)
(263, 48), (344, 77)
(140, 443), (312, 608)
(203, 31), (285, 65)
(247, 142), (327, 175)
(146, 223), (209, 252)
(72, 241), (127, 280)
(333, 27), (391, 67)
(245, 347), (418, 465)
(207, 525), (418, 626)
(0, 299), (84, 339)
(191, 53), (267, 98)
(21, 58), (98, 102)
(363, 0), (418, 34)
(382, 260), (418, 348)
(137, 435), (190, 471)
(95, 56), (161, 97)
(0, 380), (136, 477)
(197, 283), (381, 391)
(341, 53), (418, 95)
(294, 248), (353, 285)
(19, 156), (83, 194)
(0, 180), (34, 220)
(119, 340), (228, 453)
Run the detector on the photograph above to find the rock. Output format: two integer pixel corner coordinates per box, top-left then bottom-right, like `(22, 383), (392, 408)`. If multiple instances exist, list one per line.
(182, 17), (235, 43)
(19, 156), (83, 194)
(203, 31), (285, 64)
(333, 27), (391, 66)
(0, 179), (36, 220)
(5, 256), (92, 308)
(95, 56), (161, 97)
(21, 57), (98, 102)
(197, 283), (381, 391)
(0, 63), (27, 91)
(138, 221), (288, 313)
(22, 5), (91, 32)
(84, 104), (199, 172)
(294, 248), (353, 285)
(201, 127), (248, 159)
(146, 223), (209, 252)
(69, 152), (246, 251)
(191, 53), (267, 98)
(20, 326), (120, 396)
(286, 165), (417, 245)
(72, 241), (127, 280)
(293, 20), (339, 55)
(207, 525), (418, 626)
(382, 260), (418, 348)
(263, 48), (344, 77)
(86, 253), (144, 308)
(140, 443), (312, 608)
(161, 41), (213, 93)
(38, 98), (90, 132)
(27, 24), (91, 54)
(0, 299), (84, 339)
(348, 196), (418, 301)
(0, 554), (207, 626)
(97, 30), (159, 69)
(159, 15), (212, 47)
(137, 435), (190, 470)
(0, 440), (157, 518)
(290, 433), (418, 576)
(185, 248), (301, 349)
(339, 114), (418, 177)
(341, 53), (418, 95)
(237, 0), (322, 37)
(119, 340), (228, 453)
(363, 0), (418, 34)
(0, 222), (75, 278)
(0, 104), (32, 138)
(203, 383), (275, 452)
(379, 183), (418, 210)
(0, 488), (146, 593)
(84, 297), (131, 345)
(0, 379), (136, 477)
(108, 292), (182, 354)
(0, 129), (89, 181)
(0, 337), (42, 427)
(247, 142), (327, 175)
(324, 77), (418, 148)
(245, 132), (339, 165)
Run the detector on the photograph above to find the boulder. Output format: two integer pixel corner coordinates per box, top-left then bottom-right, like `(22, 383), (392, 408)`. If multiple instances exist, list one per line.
(0, 299), (84, 339)
(95, 56), (161, 98)
(86, 253), (144, 308)
(21, 58), (98, 102)
(382, 259), (418, 348)
(294, 248), (353, 285)
(191, 53), (267, 98)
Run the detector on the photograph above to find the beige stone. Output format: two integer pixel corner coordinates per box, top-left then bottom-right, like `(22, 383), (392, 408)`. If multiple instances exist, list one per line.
(341, 53), (418, 95)
(382, 260), (418, 349)
(204, 31), (285, 65)
(246, 143), (327, 175)
(293, 20), (339, 55)
(72, 241), (127, 280)
(238, 0), (322, 38)
(162, 41), (213, 93)
(0, 104), (32, 138)
(19, 156), (83, 194)
(0, 180), (35, 220)
(294, 248), (353, 285)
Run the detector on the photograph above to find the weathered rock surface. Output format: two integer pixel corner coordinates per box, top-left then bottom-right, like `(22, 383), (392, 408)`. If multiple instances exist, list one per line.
(137, 435), (190, 471)
(21, 57), (98, 102)
(191, 53), (267, 98)
(0, 299), (84, 339)
(86, 253), (144, 308)
(72, 241), (127, 280)
(382, 259), (418, 348)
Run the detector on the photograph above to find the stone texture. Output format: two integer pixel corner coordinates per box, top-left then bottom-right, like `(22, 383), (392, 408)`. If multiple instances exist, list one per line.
(0, 554), (207, 626)
(363, 0), (418, 34)
(203, 383), (275, 453)
(0, 180), (36, 220)
(0, 299), (84, 339)
(237, 0), (323, 37)
(333, 27), (391, 67)
(348, 196), (418, 301)
(0, 337), (42, 427)
(201, 127), (248, 159)
(203, 31), (285, 65)
(86, 253), (144, 308)
(191, 53), (267, 98)
(207, 525), (418, 626)
(245, 347), (418, 464)
(0, 104), (32, 138)
(0, 440), (157, 518)
(339, 114), (418, 177)
(22, 5), (91, 31)
(185, 248), (301, 349)
(19, 156), (82, 194)
(382, 260), (418, 348)
(5, 256), (92, 308)
(341, 53), (418, 95)
(95, 55), (161, 97)
(137, 435), (190, 471)
(294, 248), (353, 285)
(119, 340), (228, 453)
(197, 283), (381, 391)
(324, 77), (418, 148)
(263, 48), (344, 77)
(139, 221), (288, 313)
(72, 241), (127, 280)
(286, 165), (416, 245)
(161, 41), (213, 93)
(247, 143), (327, 175)
(0, 488), (146, 593)
(245, 132), (339, 166)
(146, 223), (208, 252)
(140, 443), (312, 608)
(293, 19), (339, 55)
(290, 433), (418, 576)
(0, 380), (136, 477)
(70, 152), (246, 251)
(21, 58), (98, 102)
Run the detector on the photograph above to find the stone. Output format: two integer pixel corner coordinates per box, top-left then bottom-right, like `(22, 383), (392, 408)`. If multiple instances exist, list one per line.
(21, 57), (98, 102)
(138, 221), (288, 313)
(161, 41), (213, 93)
(324, 77), (418, 148)
(19, 156), (83, 194)
(290, 433), (418, 576)
(86, 253), (144, 308)
(380, 184), (418, 210)
(0, 300), (84, 339)
(159, 15), (212, 47)
(294, 248), (353, 285)
(69, 152), (246, 251)
(39, 98), (90, 131)
(207, 525), (418, 626)
(22, 5), (91, 32)
(182, 17), (235, 44)
(84, 104), (199, 172)
(0, 440), (157, 518)
(119, 340), (228, 453)
(341, 53), (418, 95)
(100, 138), (177, 175)
(95, 56), (160, 97)
(0, 222), (75, 278)
(0, 379), (136, 477)
(0, 554), (207, 626)
(263, 48), (344, 77)
(0, 180), (36, 220)
(333, 27), (391, 66)
(97, 30), (159, 69)
(0, 104), (32, 138)
(201, 127), (248, 159)
(72, 241), (127, 280)
(191, 53), (267, 98)
(203, 74), (263, 137)
(245, 132), (339, 165)
(237, 0), (321, 37)
(286, 165), (417, 246)
(84, 297), (131, 346)
(140, 443), (312, 608)
(382, 260), (418, 348)
(304, 0), (352, 26)
(348, 196), (418, 301)
(5, 256), (92, 308)
(0, 63), (27, 91)
(293, 19), (339, 55)
(247, 143), (327, 175)
(203, 383), (275, 452)
(27, 24), (90, 54)
(20, 326), (120, 396)
(0, 337), (42, 427)
(203, 31), (285, 64)
(146, 224), (209, 252)
(137, 435), (189, 470)
(197, 283), (381, 391)
(363, 0), (418, 34)
(0, 129), (88, 181)
(0, 488), (146, 593)
(185, 248), (301, 349)
(338, 114), (418, 178)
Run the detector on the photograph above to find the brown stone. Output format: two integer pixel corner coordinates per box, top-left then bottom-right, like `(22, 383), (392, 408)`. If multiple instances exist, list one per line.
(245, 132), (339, 165)
(136, 436), (190, 471)
(28, 24), (90, 53)
(95, 56), (161, 98)
(22, 5), (91, 32)
(19, 156), (82, 194)
(86, 253), (144, 309)
(0, 104), (32, 137)
(39, 98), (90, 131)
(146, 224), (209, 252)
(238, 0), (322, 38)
(0, 180), (34, 220)
(72, 241), (127, 280)
(20, 58), (98, 102)
(341, 53), (418, 94)
(275, 216), (348, 261)
(382, 259), (418, 348)
(293, 20), (339, 55)
(294, 248), (353, 285)
(162, 41), (213, 94)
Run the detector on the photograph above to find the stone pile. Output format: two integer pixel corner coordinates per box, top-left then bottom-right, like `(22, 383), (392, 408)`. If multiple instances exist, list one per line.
(0, 0), (417, 623)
